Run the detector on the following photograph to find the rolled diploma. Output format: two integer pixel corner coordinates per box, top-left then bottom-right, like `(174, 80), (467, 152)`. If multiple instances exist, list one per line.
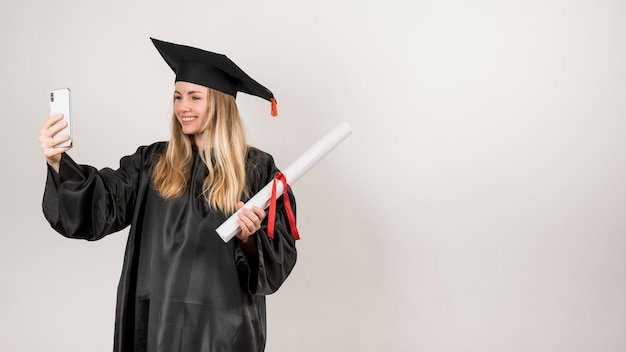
(216, 121), (352, 242)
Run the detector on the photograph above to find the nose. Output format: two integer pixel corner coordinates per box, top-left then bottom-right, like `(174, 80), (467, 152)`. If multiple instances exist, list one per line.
(177, 98), (191, 112)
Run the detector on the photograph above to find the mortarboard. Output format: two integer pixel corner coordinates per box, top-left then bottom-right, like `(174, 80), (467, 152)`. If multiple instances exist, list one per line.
(151, 37), (278, 117)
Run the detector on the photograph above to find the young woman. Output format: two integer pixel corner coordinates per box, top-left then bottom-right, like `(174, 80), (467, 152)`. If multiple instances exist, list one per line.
(39, 38), (298, 352)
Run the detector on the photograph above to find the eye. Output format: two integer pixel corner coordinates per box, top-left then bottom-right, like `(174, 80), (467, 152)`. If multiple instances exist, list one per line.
(191, 96), (202, 101)
(173, 95), (182, 101)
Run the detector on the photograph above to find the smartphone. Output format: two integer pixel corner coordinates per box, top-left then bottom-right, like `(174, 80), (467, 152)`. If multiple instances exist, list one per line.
(49, 88), (72, 147)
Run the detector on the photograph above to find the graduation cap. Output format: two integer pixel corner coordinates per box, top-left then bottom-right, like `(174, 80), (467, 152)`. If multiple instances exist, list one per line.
(151, 37), (278, 117)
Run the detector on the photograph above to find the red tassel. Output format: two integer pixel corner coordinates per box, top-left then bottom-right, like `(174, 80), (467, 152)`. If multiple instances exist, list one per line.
(271, 98), (278, 117)
(267, 172), (300, 240)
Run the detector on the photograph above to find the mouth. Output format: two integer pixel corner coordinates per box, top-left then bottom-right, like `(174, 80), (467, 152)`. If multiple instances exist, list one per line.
(180, 116), (197, 123)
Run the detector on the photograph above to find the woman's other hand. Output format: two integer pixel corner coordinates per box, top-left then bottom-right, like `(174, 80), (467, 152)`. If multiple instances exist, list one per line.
(236, 202), (265, 259)
(39, 112), (72, 172)
(236, 201), (266, 243)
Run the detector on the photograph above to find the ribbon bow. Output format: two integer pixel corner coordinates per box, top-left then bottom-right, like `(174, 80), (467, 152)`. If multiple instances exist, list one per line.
(267, 172), (300, 240)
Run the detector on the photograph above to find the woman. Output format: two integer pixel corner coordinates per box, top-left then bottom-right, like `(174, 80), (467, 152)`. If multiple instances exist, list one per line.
(39, 38), (298, 352)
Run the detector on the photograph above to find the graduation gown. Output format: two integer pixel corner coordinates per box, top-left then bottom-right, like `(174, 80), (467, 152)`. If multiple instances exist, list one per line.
(42, 142), (298, 352)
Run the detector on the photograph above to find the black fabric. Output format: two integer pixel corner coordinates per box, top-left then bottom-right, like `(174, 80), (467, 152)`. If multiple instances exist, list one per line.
(42, 143), (297, 352)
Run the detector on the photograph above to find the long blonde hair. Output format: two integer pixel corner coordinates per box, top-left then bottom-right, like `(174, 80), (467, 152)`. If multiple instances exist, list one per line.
(152, 88), (248, 215)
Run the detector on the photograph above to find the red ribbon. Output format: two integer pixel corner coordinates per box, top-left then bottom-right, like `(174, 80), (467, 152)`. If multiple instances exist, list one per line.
(268, 172), (300, 240)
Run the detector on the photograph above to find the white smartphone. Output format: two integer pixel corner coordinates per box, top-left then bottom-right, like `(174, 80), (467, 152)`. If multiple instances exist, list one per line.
(49, 88), (73, 147)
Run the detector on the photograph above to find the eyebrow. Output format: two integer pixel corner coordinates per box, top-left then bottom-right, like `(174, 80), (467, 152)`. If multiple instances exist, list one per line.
(174, 90), (204, 95)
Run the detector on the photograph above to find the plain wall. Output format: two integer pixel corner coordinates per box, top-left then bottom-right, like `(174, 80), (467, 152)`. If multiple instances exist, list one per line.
(2, 0), (626, 351)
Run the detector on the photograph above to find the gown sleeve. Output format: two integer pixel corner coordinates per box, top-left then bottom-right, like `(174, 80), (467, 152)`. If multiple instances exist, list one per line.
(236, 149), (298, 295)
(42, 148), (147, 241)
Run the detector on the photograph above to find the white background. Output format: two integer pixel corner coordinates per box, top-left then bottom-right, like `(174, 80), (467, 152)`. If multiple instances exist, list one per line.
(1, 0), (626, 351)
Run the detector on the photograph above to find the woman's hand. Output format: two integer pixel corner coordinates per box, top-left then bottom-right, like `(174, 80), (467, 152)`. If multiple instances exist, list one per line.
(39, 112), (72, 172)
(236, 202), (265, 259)
(235, 201), (266, 243)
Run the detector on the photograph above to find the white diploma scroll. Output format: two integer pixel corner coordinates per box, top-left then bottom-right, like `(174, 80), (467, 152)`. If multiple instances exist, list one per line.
(216, 121), (353, 242)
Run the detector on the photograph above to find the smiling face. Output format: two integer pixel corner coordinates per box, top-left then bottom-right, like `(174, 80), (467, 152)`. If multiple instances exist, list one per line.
(173, 81), (211, 146)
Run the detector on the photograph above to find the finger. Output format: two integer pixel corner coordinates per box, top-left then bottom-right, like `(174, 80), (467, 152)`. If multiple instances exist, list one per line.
(238, 212), (255, 229)
(44, 143), (72, 159)
(48, 120), (69, 138)
(238, 211), (258, 233)
(49, 111), (64, 120)
(236, 219), (249, 235)
(40, 113), (60, 135)
(48, 134), (71, 148)
(251, 206), (266, 221)
(237, 219), (252, 236)
(43, 112), (65, 130)
(58, 145), (72, 153)
(40, 118), (68, 142)
(235, 224), (254, 242)
(42, 129), (68, 147)
(42, 132), (71, 152)
(243, 207), (261, 225)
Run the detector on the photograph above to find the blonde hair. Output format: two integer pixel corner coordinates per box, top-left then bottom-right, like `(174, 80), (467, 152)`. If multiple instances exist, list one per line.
(152, 88), (248, 215)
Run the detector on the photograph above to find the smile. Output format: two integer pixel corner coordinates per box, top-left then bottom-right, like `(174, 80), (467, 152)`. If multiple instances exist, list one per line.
(181, 116), (197, 122)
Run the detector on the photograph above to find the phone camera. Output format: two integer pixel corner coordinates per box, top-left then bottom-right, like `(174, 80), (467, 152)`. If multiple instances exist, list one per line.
(50, 92), (54, 102)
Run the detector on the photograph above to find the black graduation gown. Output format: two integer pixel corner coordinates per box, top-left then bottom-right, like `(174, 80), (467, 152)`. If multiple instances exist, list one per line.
(42, 142), (298, 352)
